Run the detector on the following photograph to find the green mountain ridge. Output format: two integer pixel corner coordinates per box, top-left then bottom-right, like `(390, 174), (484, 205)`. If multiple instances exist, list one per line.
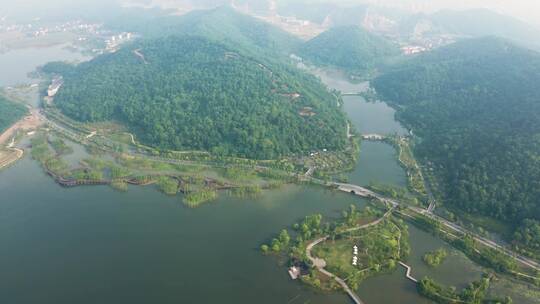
(112, 5), (302, 58)
(49, 36), (347, 159)
(298, 25), (400, 75)
(372, 37), (540, 243)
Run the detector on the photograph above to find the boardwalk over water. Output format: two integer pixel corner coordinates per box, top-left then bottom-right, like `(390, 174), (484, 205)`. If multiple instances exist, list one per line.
(399, 262), (418, 283)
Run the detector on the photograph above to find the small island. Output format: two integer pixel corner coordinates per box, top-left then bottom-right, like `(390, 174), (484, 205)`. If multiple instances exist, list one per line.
(423, 248), (448, 267)
(262, 203), (411, 298)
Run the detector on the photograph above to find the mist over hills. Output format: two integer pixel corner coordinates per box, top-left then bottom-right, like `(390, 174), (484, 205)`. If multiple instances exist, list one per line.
(113, 6), (302, 57)
(400, 9), (540, 49)
(299, 25), (399, 75)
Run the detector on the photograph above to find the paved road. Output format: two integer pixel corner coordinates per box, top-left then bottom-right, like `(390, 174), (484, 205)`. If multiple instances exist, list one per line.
(335, 183), (540, 271)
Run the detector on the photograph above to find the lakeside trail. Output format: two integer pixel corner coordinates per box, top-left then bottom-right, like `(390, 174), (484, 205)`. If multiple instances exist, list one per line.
(305, 207), (395, 304)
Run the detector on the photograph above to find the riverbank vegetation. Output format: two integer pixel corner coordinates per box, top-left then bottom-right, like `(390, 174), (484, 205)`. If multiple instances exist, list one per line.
(423, 248), (448, 267)
(418, 274), (512, 304)
(183, 188), (218, 207)
(400, 210), (540, 287)
(385, 135), (428, 200)
(28, 127), (296, 207)
(367, 182), (422, 206)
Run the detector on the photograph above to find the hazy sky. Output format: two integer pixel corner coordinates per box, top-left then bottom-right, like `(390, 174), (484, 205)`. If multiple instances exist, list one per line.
(2, 0), (540, 26)
(326, 0), (540, 25)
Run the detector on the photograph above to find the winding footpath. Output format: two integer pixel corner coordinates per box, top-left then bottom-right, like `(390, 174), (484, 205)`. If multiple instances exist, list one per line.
(305, 207), (395, 304)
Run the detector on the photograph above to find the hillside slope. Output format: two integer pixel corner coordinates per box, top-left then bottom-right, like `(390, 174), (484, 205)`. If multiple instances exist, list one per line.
(372, 37), (540, 235)
(299, 25), (399, 74)
(0, 95), (27, 134)
(51, 36), (347, 159)
(113, 6), (301, 57)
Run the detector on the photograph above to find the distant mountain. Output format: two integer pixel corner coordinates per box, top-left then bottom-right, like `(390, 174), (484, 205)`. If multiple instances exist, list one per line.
(299, 25), (399, 75)
(400, 9), (540, 49)
(49, 36), (347, 159)
(431, 9), (540, 41)
(372, 37), (540, 229)
(276, 4), (540, 50)
(111, 6), (302, 57)
(277, 2), (407, 32)
(277, 2), (343, 24)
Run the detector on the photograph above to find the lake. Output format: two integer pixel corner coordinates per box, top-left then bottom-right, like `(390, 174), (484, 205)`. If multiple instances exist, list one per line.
(0, 47), (522, 304)
(0, 43), (88, 87)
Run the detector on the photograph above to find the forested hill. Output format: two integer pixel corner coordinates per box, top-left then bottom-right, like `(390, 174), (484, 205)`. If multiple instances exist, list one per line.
(110, 6), (302, 58)
(298, 26), (399, 74)
(372, 37), (540, 243)
(0, 95), (27, 134)
(51, 36), (348, 159)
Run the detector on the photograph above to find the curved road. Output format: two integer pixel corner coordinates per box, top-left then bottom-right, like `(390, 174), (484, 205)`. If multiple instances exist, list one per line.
(335, 183), (540, 271)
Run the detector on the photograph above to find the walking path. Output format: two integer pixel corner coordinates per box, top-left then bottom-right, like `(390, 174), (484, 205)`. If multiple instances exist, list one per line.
(305, 206), (395, 304)
(399, 262), (418, 283)
(306, 235), (365, 304)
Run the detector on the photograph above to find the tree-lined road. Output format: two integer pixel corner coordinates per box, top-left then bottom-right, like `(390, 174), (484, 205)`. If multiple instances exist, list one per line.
(335, 183), (540, 271)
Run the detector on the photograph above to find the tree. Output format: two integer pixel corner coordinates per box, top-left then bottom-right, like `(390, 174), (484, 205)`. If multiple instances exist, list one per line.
(279, 229), (290, 247)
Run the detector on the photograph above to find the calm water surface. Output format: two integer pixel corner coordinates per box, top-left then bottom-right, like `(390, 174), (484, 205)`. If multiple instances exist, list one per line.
(0, 49), (493, 304)
(0, 44), (88, 86)
(0, 157), (359, 304)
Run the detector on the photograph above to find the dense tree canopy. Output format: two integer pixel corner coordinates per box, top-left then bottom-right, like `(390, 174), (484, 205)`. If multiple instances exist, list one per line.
(372, 37), (540, 229)
(514, 219), (540, 251)
(0, 95), (27, 134)
(299, 25), (399, 74)
(51, 36), (347, 159)
(111, 5), (302, 58)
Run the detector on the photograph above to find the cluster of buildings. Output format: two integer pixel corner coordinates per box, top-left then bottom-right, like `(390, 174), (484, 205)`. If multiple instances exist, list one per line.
(30, 20), (102, 38)
(0, 19), (103, 39)
(401, 45), (428, 55)
(288, 266), (301, 280)
(105, 32), (134, 52)
(44, 76), (63, 105)
(352, 245), (359, 266)
(0, 17), (134, 56)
